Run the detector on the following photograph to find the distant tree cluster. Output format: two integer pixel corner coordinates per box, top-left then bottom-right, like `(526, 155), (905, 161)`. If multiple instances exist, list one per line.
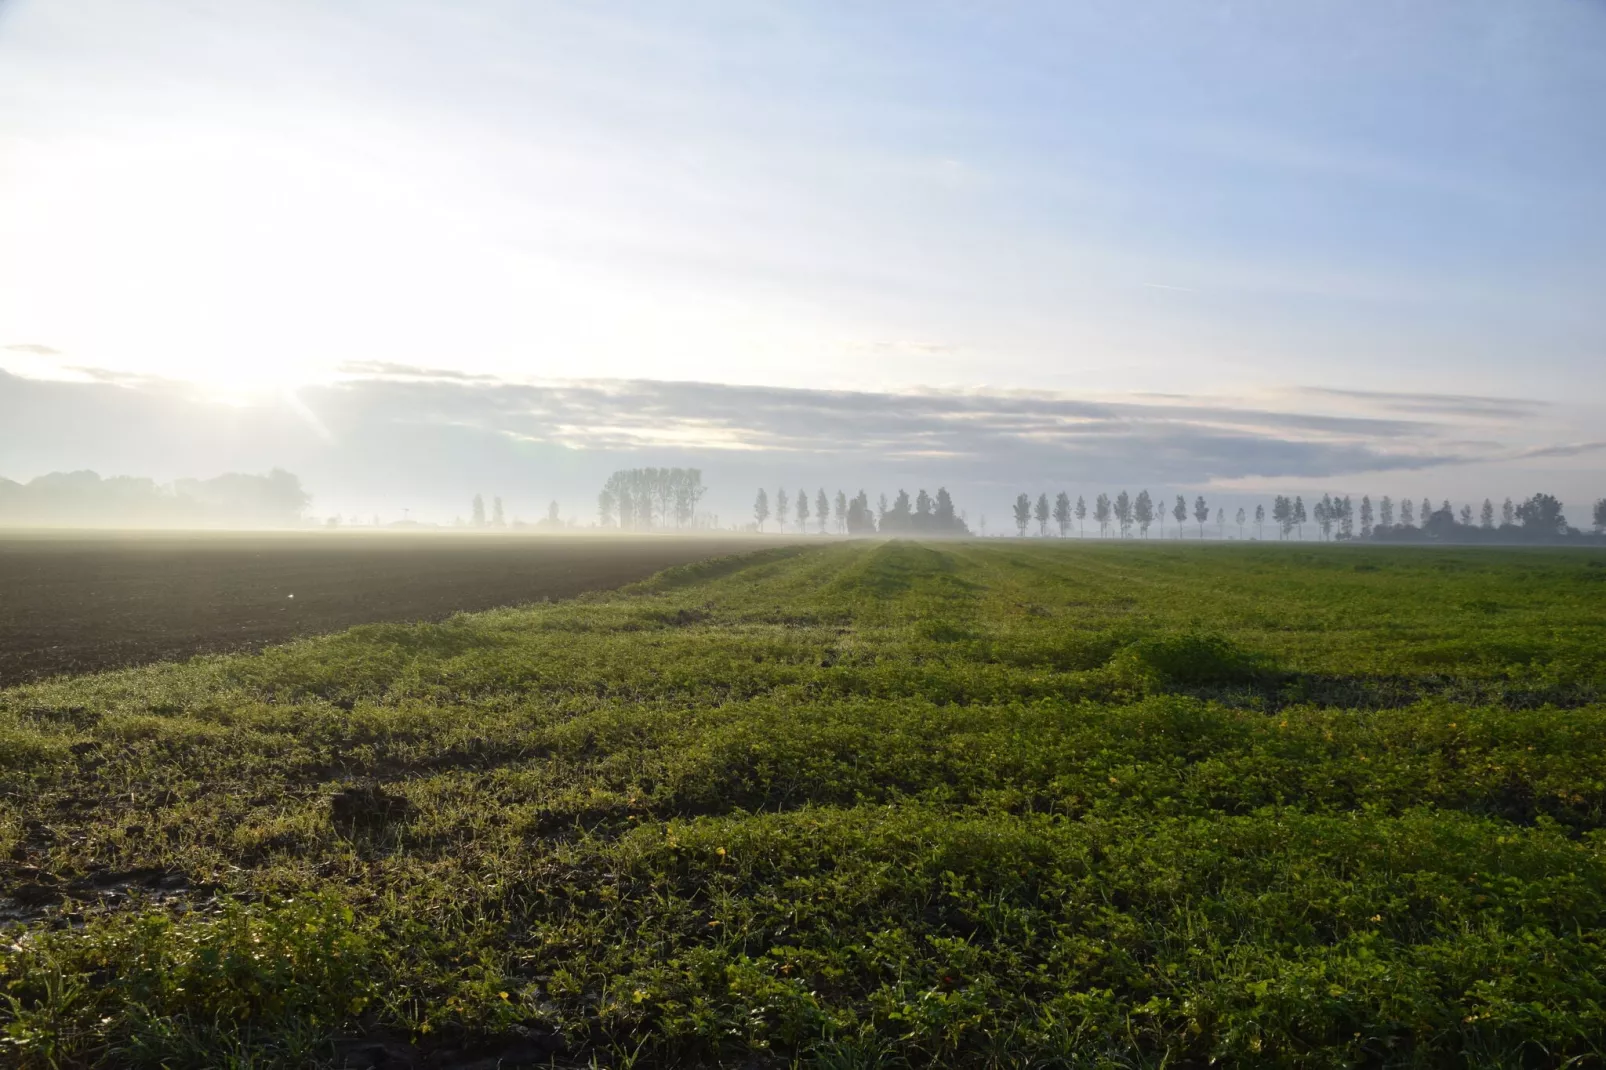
(466, 493), (509, 529)
(1368, 492), (1600, 543)
(1012, 489), (1204, 538)
(459, 493), (560, 530)
(1002, 488), (1606, 543)
(755, 486), (968, 535)
(1269, 495), (1310, 539)
(0, 469), (309, 528)
(597, 468), (706, 530)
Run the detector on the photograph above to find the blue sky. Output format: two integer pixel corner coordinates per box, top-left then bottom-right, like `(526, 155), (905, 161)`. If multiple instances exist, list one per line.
(1, 0), (1603, 521)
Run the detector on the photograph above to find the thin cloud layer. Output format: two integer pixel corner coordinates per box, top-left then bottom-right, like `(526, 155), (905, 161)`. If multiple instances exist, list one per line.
(1299, 387), (1548, 420)
(303, 366), (1485, 483)
(1, 366), (1595, 520)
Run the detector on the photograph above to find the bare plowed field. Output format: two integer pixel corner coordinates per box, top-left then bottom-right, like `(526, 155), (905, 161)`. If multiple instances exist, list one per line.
(0, 532), (782, 684)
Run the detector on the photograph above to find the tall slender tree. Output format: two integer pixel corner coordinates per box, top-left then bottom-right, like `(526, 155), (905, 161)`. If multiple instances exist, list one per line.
(1480, 499), (1495, 529)
(1400, 498), (1414, 527)
(1034, 493), (1050, 536)
(1293, 496), (1307, 539)
(1094, 493), (1112, 537)
(658, 469), (678, 529)
(1501, 497), (1515, 526)
(1458, 503), (1473, 527)
(1053, 491), (1072, 537)
(776, 488), (790, 533)
(1136, 490), (1154, 538)
(1075, 495), (1087, 537)
(816, 489), (829, 535)
(677, 469), (705, 528)
(1594, 498), (1606, 534)
(888, 489), (913, 529)
(472, 493), (486, 528)
(1255, 502), (1265, 539)
(1359, 496), (1373, 538)
(1173, 494), (1187, 538)
(633, 472), (654, 529)
(835, 490), (848, 534)
(618, 482), (635, 530)
(598, 486), (616, 528)
(795, 489), (810, 532)
(753, 488), (769, 532)
(1193, 495), (1209, 538)
(877, 493), (889, 529)
(1114, 490), (1132, 537)
(1013, 493), (1031, 536)
(1235, 507), (1246, 538)
(847, 490), (877, 534)
(1272, 496), (1290, 539)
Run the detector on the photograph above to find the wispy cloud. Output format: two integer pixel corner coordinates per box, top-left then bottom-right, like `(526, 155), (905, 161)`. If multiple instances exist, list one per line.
(4, 343), (60, 355)
(290, 366), (1502, 484)
(337, 361), (503, 382)
(849, 340), (960, 356)
(1507, 440), (1606, 461)
(1299, 386), (1547, 421)
(4, 365), (1595, 514)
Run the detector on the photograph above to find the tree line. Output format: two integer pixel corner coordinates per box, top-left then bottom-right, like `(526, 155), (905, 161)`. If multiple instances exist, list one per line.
(1011, 490), (1224, 539)
(596, 468), (707, 530)
(0, 469), (309, 527)
(1008, 489), (1606, 543)
(460, 494), (568, 530)
(753, 487), (970, 535)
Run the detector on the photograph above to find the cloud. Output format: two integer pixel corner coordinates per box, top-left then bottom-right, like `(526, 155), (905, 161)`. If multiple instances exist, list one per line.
(1507, 441), (1606, 461)
(294, 366), (1488, 484)
(851, 340), (958, 356)
(1301, 386), (1546, 420)
(4, 343), (60, 355)
(66, 365), (195, 390)
(4, 365), (1594, 518)
(336, 361), (502, 382)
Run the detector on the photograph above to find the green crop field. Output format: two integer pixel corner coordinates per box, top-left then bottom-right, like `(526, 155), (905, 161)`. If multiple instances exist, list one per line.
(4, 540), (1606, 1068)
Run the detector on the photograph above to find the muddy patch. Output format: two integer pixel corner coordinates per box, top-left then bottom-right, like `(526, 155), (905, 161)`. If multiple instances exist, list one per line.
(333, 1024), (566, 1069)
(331, 782), (418, 836)
(0, 865), (195, 924)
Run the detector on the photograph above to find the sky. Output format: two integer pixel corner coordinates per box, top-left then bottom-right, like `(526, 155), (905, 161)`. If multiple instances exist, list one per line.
(2, 0), (1604, 525)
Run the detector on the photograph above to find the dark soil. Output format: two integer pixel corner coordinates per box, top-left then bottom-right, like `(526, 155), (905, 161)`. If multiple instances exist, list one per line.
(0, 532), (788, 685)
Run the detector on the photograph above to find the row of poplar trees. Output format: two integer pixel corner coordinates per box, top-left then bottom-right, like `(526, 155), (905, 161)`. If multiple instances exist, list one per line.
(1011, 491), (1603, 540)
(1012, 491), (1227, 538)
(596, 468), (706, 530)
(753, 487), (969, 535)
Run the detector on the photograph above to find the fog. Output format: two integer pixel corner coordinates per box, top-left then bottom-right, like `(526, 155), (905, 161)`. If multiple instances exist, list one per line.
(2, 365), (1602, 534)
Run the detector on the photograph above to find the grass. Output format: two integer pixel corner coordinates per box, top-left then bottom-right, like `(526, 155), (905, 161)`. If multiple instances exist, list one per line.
(3, 539), (1606, 1067)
